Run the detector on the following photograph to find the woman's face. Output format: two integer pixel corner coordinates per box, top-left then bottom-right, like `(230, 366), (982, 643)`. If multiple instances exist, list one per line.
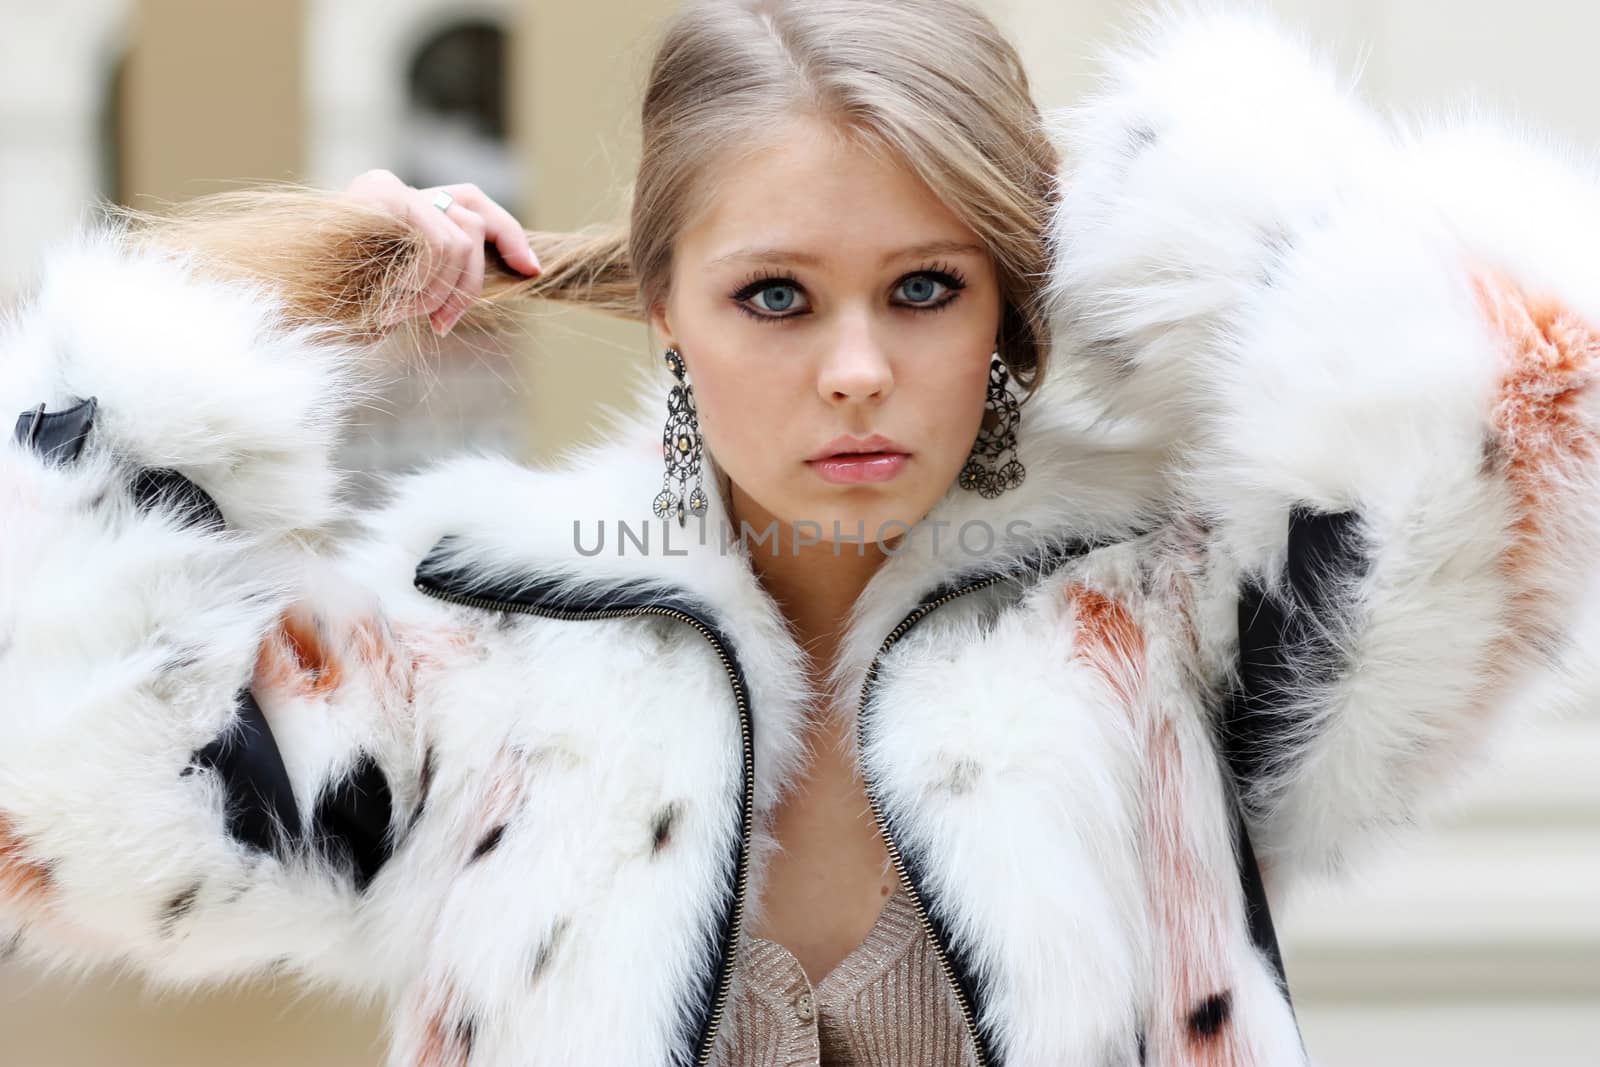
(651, 115), (1002, 547)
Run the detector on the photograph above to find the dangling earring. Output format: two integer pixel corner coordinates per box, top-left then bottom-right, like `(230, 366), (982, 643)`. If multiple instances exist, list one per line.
(652, 346), (710, 527)
(958, 354), (1026, 499)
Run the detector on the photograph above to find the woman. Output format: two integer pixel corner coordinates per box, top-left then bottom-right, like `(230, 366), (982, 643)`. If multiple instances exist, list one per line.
(2, 3), (1594, 1065)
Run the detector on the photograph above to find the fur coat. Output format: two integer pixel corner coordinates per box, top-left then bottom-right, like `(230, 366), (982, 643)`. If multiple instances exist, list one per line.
(3, 12), (1597, 1067)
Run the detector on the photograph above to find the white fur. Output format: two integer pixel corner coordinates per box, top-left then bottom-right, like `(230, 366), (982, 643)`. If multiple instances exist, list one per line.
(1052, 7), (1600, 897)
(5, 9), (1598, 1066)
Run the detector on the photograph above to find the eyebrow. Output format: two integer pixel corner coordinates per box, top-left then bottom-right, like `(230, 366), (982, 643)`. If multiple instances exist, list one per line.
(707, 239), (987, 269)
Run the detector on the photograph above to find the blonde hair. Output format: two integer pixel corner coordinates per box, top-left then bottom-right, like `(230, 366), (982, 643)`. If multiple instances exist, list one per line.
(120, 0), (1059, 388)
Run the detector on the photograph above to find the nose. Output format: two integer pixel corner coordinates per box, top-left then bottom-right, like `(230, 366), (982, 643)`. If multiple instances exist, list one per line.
(817, 319), (893, 405)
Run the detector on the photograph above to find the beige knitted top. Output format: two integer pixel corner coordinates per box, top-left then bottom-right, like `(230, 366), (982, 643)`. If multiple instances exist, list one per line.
(723, 884), (977, 1066)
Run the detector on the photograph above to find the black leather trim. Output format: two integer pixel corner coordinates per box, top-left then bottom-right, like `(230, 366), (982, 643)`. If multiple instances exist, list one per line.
(14, 397), (226, 532)
(860, 535), (1098, 1067)
(13, 396), (97, 464)
(414, 534), (746, 1067)
(1233, 788), (1294, 1008)
(15, 401), (314, 880)
(1224, 507), (1366, 793)
(186, 688), (303, 857)
(1221, 506), (1366, 1005)
(415, 534), (715, 619)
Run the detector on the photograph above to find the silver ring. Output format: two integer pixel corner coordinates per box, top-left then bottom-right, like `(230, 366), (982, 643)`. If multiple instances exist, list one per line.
(431, 188), (454, 213)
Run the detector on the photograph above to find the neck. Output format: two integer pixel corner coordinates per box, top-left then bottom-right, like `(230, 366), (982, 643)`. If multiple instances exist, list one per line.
(729, 480), (894, 676)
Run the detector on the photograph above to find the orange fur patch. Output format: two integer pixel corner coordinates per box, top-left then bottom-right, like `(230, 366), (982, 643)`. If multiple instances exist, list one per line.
(0, 813), (54, 909)
(351, 616), (418, 714)
(412, 978), (474, 1067)
(253, 609), (343, 699)
(1476, 271), (1600, 579)
(1144, 718), (1244, 1065)
(1459, 270), (1600, 769)
(1068, 579), (1248, 1062)
(1066, 584), (1147, 707)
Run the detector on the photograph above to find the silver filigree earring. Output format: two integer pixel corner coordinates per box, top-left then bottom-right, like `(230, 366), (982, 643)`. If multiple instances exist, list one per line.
(652, 347), (709, 527)
(958, 354), (1026, 498)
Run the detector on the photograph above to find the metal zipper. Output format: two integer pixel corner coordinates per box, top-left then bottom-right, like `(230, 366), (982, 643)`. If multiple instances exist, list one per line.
(856, 569), (1017, 1067)
(412, 578), (753, 1067)
(418, 546), (1073, 1067)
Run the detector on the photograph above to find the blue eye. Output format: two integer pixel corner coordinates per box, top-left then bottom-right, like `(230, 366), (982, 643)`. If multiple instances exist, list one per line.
(729, 266), (965, 325)
(899, 275), (940, 303)
(731, 276), (812, 321)
(754, 284), (800, 313)
(896, 271), (966, 308)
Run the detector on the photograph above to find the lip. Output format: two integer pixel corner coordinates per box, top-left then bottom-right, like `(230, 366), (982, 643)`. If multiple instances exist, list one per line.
(806, 433), (909, 461)
(805, 434), (911, 485)
(807, 452), (910, 484)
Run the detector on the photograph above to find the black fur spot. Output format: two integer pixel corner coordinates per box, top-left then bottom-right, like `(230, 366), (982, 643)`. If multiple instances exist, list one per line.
(454, 1015), (478, 1056)
(411, 742), (437, 830)
(1258, 224), (1296, 288)
(650, 803), (681, 855)
(310, 751), (395, 893)
(159, 646), (202, 674)
(469, 823), (507, 865)
(1187, 991), (1232, 1040)
(1479, 432), (1504, 477)
(1126, 123), (1159, 158)
(528, 917), (571, 985)
(1085, 334), (1138, 377)
(0, 928), (23, 963)
(942, 758), (982, 796)
(130, 467), (225, 531)
(1136, 1025), (1148, 1064)
(159, 880), (203, 937)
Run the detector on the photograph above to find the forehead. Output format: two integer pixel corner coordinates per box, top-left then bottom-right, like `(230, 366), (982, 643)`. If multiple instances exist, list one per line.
(679, 116), (984, 266)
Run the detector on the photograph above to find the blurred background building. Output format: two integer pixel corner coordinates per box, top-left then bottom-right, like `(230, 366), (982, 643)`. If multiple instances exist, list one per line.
(1, 1), (1596, 1064)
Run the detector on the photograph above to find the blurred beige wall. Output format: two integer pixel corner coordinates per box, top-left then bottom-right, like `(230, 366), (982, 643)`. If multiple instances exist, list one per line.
(120, 0), (303, 205)
(516, 0), (674, 462)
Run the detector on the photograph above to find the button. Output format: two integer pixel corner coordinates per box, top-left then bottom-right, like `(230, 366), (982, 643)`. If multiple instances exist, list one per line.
(795, 991), (814, 1022)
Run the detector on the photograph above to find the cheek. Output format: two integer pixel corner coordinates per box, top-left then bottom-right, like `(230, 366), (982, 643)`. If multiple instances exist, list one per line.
(695, 364), (777, 438)
(683, 351), (799, 487)
(925, 348), (994, 444)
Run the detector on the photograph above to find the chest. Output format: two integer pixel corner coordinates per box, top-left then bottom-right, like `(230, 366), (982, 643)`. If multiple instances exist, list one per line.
(748, 706), (897, 984)
(406, 539), (1300, 1065)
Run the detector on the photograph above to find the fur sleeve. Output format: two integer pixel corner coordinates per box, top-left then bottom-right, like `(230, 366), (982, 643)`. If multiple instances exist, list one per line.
(0, 227), (444, 996)
(1049, 11), (1600, 886)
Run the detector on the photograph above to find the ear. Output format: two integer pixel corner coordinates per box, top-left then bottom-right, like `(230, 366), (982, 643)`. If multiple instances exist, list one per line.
(648, 298), (674, 350)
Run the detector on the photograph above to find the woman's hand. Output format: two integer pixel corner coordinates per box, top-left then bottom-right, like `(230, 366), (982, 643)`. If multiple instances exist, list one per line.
(342, 169), (542, 335)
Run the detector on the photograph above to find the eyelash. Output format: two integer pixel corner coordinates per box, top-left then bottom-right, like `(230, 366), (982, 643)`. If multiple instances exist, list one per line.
(729, 262), (969, 324)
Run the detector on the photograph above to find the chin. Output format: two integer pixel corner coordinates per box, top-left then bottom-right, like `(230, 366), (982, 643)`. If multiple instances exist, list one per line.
(827, 498), (941, 546)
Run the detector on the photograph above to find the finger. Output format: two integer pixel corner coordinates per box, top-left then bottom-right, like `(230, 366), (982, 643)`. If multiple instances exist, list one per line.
(445, 184), (540, 276)
(441, 237), (486, 334)
(342, 167), (406, 201)
(427, 236), (471, 335)
(408, 200), (471, 322)
(432, 206), (485, 333)
(345, 174), (464, 328)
